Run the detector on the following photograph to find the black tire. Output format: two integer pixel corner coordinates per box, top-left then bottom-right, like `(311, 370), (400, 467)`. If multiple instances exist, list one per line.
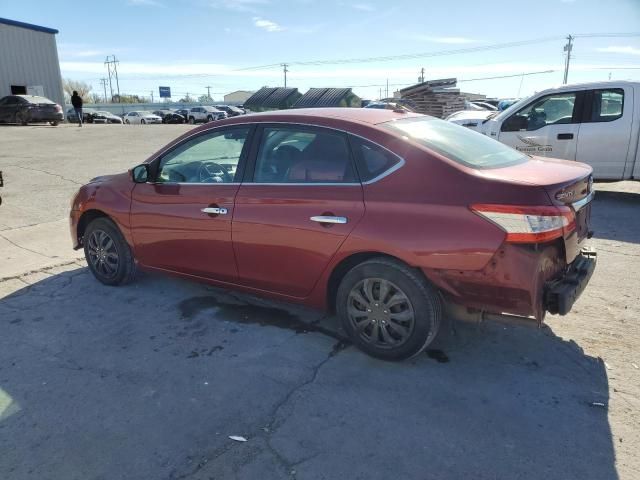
(336, 258), (441, 360)
(125, 119), (130, 124)
(84, 217), (136, 286)
(141, 119), (146, 124)
(50, 121), (59, 126)
(16, 112), (27, 126)
(206, 115), (213, 122)
(188, 117), (195, 124)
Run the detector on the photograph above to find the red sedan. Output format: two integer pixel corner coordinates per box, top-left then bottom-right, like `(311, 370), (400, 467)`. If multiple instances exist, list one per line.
(69, 108), (596, 360)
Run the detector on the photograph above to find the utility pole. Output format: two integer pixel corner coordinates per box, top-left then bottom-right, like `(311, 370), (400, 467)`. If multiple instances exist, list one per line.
(206, 86), (212, 100)
(281, 63), (289, 88)
(419, 67), (425, 83)
(386, 78), (389, 99)
(104, 58), (114, 101)
(150, 91), (154, 103)
(100, 78), (108, 103)
(563, 35), (573, 85)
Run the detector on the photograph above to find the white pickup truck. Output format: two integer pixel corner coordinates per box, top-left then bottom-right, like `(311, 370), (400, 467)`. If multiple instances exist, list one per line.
(452, 81), (640, 180)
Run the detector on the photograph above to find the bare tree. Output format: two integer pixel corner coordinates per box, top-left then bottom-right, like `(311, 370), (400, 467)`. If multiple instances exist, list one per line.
(62, 79), (93, 102)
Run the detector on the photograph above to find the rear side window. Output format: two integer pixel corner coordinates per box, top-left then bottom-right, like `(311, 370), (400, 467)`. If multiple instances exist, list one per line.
(349, 135), (401, 182)
(254, 126), (356, 183)
(587, 89), (624, 122)
(383, 116), (528, 169)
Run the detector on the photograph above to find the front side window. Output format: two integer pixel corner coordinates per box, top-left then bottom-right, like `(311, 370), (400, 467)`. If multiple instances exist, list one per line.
(254, 126), (356, 183)
(502, 92), (577, 132)
(587, 89), (624, 122)
(156, 127), (250, 183)
(383, 116), (528, 169)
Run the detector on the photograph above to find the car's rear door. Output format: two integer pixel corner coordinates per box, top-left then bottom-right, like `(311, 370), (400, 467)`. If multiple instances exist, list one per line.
(233, 124), (365, 297)
(575, 87), (634, 179)
(130, 126), (253, 282)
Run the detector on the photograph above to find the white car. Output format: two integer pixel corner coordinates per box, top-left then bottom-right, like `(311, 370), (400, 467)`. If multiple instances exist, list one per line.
(445, 110), (497, 131)
(123, 111), (162, 124)
(187, 106), (226, 124)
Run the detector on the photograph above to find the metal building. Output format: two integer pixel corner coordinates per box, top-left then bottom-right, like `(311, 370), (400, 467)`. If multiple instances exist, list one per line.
(0, 18), (64, 107)
(244, 87), (301, 112)
(293, 88), (361, 108)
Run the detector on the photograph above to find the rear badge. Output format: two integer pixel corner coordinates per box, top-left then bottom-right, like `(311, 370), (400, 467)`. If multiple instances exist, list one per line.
(556, 190), (575, 201)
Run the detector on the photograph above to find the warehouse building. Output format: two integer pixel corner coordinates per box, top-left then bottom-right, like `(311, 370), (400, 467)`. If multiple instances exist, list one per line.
(293, 88), (361, 108)
(244, 87), (301, 112)
(0, 18), (64, 107)
(224, 90), (254, 104)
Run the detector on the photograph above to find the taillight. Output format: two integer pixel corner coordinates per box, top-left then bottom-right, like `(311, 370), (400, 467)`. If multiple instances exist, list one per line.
(55, 104), (62, 112)
(471, 204), (576, 243)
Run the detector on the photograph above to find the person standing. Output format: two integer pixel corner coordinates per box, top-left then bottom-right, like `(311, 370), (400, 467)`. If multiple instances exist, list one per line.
(71, 90), (83, 127)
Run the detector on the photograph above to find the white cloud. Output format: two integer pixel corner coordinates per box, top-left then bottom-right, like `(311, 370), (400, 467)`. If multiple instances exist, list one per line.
(210, 0), (268, 13)
(596, 46), (640, 56)
(253, 17), (283, 32)
(411, 35), (477, 44)
(127, 0), (164, 6)
(352, 3), (375, 11)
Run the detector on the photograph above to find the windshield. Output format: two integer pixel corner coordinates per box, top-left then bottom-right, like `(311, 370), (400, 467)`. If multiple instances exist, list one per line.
(383, 116), (528, 169)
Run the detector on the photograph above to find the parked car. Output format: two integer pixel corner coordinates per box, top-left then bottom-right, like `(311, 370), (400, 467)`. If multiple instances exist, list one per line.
(157, 110), (185, 124)
(123, 111), (162, 124)
(187, 106), (226, 124)
(70, 108), (596, 360)
(477, 81), (640, 179)
(445, 110), (496, 130)
(470, 101), (498, 111)
(67, 107), (103, 124)
(364, 102), (414, 112)
(215, 105), (244, 117)
(95, 111), (123, 124)
(0, 95), (63, 126)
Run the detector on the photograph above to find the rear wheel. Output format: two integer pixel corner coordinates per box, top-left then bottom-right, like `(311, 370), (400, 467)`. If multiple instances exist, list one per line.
(125, 119), (130, 124)
(141, 119), (146, 124)
(16, 112), (27, 126)
(336, 258), (441, 360)
(84, 218), (136, 286)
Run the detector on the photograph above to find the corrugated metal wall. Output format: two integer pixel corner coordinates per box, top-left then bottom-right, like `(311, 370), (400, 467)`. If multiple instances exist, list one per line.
(0, 23), (64, 106)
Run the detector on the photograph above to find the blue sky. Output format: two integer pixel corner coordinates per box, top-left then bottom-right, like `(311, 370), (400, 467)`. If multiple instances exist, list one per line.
(2, 0), (640, 101)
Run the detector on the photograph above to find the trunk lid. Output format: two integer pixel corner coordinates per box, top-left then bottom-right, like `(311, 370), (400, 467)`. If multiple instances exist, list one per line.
(475, 156), (594, 263)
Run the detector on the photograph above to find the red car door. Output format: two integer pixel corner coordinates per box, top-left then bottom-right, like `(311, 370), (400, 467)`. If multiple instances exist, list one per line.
(233, 124), (365, 297)
(130, 126), (252, 282)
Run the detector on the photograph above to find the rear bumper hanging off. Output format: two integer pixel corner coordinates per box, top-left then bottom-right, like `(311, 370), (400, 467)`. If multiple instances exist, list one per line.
(544, 248), (597, 315)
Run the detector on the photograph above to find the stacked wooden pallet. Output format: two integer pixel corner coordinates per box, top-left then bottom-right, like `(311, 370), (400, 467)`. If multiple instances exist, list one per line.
(399, 78), (465, 118)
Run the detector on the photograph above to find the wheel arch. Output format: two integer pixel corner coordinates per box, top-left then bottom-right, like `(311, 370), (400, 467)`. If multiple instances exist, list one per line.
(326, 251), (434, 314)
(76, 209), (111, 247)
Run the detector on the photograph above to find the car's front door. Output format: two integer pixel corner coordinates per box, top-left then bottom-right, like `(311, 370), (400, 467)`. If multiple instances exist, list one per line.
(498, 90), (583, 161)
(130, 126), (253, 282)
(233, 124), (365, 297)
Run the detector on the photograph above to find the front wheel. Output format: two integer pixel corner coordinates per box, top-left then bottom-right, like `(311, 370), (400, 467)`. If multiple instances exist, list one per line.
(16, 112), (27, 126)
(125, 119), (130, 124)
(140, 119), (146, 124)
(336, 258), (441, 360)
(84, 218), (136, 286)
(188, 117), (195, 124)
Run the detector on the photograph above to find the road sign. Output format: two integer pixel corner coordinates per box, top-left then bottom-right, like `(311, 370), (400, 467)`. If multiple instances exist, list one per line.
(159, 86), (171, 98)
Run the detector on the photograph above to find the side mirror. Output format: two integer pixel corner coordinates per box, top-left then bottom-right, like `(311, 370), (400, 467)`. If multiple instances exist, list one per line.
(131, 164), (150, 183)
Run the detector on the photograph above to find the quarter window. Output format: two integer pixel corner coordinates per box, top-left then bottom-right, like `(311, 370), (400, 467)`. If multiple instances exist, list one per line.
(502, 92), (577, 132)
(587, 89), (623, 122)
(254, 126), (356, 183)
(349, 136), (401, 182)
(156, 127), (250, 183)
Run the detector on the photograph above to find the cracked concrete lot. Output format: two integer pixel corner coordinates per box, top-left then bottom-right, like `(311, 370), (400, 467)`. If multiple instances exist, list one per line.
(1, 123), (639, 480)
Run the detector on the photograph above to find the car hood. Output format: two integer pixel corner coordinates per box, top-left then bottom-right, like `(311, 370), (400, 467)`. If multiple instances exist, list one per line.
(446, 110), (495, 122)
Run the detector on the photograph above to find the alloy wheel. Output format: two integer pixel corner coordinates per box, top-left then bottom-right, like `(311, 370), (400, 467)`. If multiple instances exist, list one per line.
(87, 229), (119, 279)
(347, 278), (415, 349)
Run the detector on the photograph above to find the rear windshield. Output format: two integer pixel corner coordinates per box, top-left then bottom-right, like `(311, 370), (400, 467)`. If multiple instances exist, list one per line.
(382, 116), (528, 169)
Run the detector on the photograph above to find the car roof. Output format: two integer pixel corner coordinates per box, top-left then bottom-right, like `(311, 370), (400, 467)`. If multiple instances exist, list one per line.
(234, 107), (423, 125)
(16, 95), (54, 103)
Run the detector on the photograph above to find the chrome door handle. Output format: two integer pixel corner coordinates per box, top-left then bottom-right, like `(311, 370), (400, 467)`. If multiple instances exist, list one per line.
(201, 207), (228, 215)
(310, 216), (347, 224)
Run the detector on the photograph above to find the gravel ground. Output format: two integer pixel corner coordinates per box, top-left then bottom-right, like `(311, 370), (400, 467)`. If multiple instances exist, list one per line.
(0, 123), (639, 480)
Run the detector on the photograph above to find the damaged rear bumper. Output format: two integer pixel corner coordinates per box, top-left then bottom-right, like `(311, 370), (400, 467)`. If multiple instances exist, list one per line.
(544, 248), (597, 315)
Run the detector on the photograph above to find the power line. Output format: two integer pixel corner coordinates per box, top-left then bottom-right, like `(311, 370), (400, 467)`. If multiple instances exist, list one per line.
(236, 36), (563, 70)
